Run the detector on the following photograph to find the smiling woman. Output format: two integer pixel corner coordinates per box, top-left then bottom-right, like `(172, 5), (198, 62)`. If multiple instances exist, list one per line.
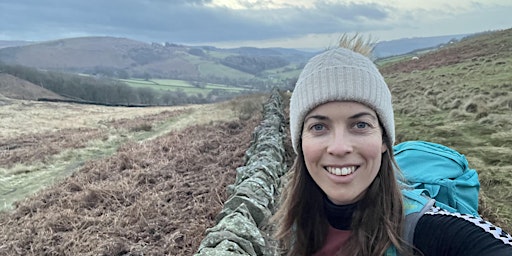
(301, 102), (386, 205)
(271, 35), (512, 256)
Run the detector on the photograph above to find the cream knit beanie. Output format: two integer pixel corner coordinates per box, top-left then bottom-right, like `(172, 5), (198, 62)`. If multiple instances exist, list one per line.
(290, 47), (394, 153)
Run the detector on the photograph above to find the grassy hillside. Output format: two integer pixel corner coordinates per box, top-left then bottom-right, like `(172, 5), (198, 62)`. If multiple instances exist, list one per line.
(381, 28), (512, 230)
(0, 73), (66, 100)
(0, 37), (311, 88)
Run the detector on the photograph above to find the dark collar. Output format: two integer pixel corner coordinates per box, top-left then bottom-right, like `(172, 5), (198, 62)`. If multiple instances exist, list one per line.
(324, 196), (358, 230)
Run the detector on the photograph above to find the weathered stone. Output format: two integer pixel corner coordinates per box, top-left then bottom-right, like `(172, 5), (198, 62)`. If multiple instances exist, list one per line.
(224, 195), (271, 226)
(226, 184), (236, 196)
(216, 201), (254, 223)
(234, 178), (275, 209)
(234, 161), (282, 187)
(237, 165), (279, 190)
(207, 205), (266, 255)
(245, 152), (279, 167)
(196, 230), (255, 256)
(234, 165), (257, 185)
(196, 242), (248, 256)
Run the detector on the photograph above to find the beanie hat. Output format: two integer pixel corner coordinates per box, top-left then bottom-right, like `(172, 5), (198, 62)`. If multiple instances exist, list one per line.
(290, 47), (394, 153)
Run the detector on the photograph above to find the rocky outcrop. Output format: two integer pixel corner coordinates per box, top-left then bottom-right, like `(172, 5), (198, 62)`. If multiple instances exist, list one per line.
(195, 90), (287, 256)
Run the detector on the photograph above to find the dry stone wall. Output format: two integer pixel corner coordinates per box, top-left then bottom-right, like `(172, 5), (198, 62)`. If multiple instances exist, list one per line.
(195, 90), (287, 256)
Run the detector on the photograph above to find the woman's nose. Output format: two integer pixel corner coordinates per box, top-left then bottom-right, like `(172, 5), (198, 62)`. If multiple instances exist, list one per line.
(326, 129), (353, 156)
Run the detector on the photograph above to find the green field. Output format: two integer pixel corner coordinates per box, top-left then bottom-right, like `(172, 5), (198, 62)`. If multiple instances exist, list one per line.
(262, 64), (303, 80)
(196, 61), (255, 80)
(119, 78), (250, 96)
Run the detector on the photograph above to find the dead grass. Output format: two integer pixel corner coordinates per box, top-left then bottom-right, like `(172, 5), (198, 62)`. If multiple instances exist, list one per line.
(0, 95), (263, 216)
(0, 100), (191, 140)
(0, 97), (263, 255)
(0, 128), (107, 168)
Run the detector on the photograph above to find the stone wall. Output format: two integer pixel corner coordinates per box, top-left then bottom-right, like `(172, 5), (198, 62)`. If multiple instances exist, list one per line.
(195, 90), (287, 256)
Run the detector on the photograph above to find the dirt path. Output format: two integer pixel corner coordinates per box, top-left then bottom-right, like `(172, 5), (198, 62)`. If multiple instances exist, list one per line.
(0, 99), (248, 211)
(0, 99), (233, 139)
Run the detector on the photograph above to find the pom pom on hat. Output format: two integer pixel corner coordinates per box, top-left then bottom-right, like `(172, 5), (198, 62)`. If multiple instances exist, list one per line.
(289, 47), (395, 153)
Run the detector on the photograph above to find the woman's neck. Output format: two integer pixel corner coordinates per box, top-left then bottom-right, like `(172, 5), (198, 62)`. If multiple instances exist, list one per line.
(324, 196), (358, 230)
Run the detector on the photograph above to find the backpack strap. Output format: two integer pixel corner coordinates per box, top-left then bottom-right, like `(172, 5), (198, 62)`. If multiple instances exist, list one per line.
(403, 198), (435, 246)
(386, 198), (436, 256)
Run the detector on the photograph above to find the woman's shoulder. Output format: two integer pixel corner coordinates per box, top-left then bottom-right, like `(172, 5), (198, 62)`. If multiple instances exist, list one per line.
(423, 206), (512, 244)
(413, 206), (512, 256)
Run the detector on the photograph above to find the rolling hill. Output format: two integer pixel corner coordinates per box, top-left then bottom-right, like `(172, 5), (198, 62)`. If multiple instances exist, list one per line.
(0, 37), (314, 85)
(0, 33), (476, 87)
(0, 73), (66, 101)
(372, 33), (472, 58)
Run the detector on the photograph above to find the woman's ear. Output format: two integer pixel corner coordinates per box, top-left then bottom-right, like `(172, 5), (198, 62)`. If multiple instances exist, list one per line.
(381, 142), (387, 154)
(380, 125), (389, 154)
(381, 131), (388, 154)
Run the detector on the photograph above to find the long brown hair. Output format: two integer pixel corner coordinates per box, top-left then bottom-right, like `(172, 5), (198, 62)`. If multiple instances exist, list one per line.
(272, 135), (411, 255)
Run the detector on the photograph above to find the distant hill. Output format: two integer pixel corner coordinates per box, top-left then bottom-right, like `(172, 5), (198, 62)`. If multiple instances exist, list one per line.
(0, 73), (67, 101)
(379, 29), (512, 74)
(0, 37), (314, 85)
(0, 33), (476, 83)
(0, 32), (493, 89)
(373, 33), (472, 58)
(0, 40), (34, 49)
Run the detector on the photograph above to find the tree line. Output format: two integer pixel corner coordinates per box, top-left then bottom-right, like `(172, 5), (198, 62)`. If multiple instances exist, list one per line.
(0, 63), (247, 106)
(220, 55), (289, 75)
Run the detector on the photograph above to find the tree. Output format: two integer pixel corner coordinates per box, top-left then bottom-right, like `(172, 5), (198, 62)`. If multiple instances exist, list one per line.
(143, 72), (151, 81)
(137, 87), (156, 105)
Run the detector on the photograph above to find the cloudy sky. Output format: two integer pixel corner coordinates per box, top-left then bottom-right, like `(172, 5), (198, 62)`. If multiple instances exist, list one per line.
(1, 0), (511, 50)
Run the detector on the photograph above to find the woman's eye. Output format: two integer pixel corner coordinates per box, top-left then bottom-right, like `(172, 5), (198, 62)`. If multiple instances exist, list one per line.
(355, 122), (370, 129)
(311, 124), (325, 131)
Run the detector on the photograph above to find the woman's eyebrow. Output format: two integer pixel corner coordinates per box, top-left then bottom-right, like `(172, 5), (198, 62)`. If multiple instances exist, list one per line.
(349, 112), (378, 120)
(304, 114), (328, 122)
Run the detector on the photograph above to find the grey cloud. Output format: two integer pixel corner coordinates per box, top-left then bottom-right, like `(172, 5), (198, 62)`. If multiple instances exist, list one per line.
(314, 2), (388, 21)
(0, 0), (390, 43)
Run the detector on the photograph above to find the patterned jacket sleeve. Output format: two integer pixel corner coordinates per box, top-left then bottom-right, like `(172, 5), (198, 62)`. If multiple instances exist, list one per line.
(413, 206), (512, 256)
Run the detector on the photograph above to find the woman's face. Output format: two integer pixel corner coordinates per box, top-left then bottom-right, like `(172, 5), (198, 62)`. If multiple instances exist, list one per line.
(301, 101), (387, 205)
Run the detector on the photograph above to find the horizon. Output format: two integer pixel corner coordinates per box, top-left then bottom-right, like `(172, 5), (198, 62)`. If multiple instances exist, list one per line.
(1, 1), (511, 50)
(0, 30), (492, 53)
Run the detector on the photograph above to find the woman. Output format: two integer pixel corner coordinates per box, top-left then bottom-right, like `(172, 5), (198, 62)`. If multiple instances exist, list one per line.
(272, 39), (512, 255)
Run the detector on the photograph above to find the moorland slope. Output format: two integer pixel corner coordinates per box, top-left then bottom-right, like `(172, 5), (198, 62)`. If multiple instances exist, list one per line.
(0, 73), (65, 100)
(382, 28), (512, 230)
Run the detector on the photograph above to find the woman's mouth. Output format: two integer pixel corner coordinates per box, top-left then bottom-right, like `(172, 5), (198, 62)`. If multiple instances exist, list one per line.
(325, 166), (357, 176)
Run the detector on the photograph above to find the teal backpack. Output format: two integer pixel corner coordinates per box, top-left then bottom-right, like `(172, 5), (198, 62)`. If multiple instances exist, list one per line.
(396, 140), (480, 216)
(385, 141), (481, 255)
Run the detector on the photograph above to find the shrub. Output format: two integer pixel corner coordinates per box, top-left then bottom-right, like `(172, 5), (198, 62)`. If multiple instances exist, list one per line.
(237, 100), (262, 121)
(130, 123), (152, 132)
